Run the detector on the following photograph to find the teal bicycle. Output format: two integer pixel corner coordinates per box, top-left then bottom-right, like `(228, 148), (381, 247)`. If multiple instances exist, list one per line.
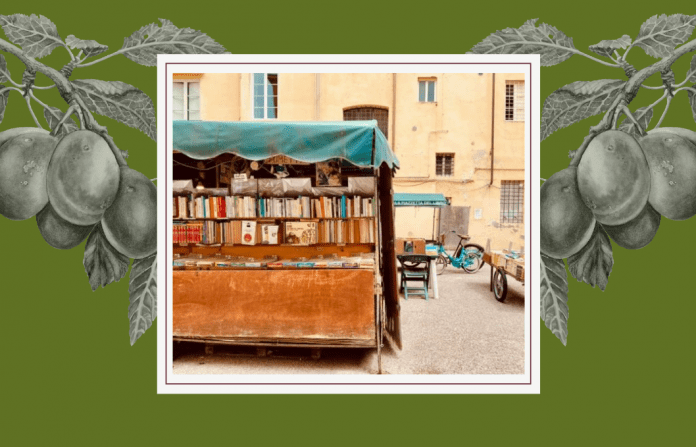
(434, 231), (485, 275)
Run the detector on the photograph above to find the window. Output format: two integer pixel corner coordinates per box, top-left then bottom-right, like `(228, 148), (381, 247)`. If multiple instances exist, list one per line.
(173, 81), (200, 120)
(505, 80), (524, 122)
(500, 180), (524, 224)
(253, 73), (278, 119)
(418, 78), (436, 102)
(436, 153), (454, 177)
(343, 106), (389, 139)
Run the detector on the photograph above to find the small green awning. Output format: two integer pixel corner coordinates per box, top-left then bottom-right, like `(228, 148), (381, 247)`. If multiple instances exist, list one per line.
(173, 120), (399, 169)
(393, 193), (449, 207)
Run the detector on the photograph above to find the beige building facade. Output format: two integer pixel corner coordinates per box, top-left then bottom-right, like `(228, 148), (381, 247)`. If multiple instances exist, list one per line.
(173, 72), (526, 252)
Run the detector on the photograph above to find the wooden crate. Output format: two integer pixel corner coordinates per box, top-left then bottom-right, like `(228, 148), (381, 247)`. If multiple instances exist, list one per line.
(395, 238), (425, 255)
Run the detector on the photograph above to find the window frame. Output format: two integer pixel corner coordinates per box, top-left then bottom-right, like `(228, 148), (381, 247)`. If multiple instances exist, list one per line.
(418, 78), (437, 103)
(435, 153), (455, 177)
(251, 73), (279, 120)
(505, 80), (525, 122)
(500, 180), (524, 224)
(173, 80), (201, 121)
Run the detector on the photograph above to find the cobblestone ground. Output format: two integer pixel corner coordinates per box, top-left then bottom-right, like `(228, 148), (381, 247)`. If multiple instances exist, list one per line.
(172, 265), (526, 376)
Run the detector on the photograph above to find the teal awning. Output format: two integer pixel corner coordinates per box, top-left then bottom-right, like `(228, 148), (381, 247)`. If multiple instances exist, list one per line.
(173, 120), (399, 169)
(393, 193), (449, 207)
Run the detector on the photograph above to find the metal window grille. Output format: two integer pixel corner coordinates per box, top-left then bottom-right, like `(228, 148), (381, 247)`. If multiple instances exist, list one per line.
(505, 80), (524, 122)
(253, 73), (278, 119)
(500, 180), (524, 223)
(343, 107), (389, 139)
(436, 153), (454, 177)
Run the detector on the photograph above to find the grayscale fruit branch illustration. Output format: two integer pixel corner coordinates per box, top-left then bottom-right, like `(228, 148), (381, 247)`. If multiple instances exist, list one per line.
(470, 14), (696, 345)
(0, 14), (230, 345)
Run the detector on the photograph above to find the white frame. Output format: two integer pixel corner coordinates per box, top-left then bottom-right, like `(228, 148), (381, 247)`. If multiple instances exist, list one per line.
(159, 54), (540, 394)
(251, 73), (279, 119)
(418, 78), (436, 102)
(173, 80), (200, 121)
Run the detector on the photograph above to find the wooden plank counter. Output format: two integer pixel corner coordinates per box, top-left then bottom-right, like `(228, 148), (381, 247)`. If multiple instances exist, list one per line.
(173, 269), (376, 346)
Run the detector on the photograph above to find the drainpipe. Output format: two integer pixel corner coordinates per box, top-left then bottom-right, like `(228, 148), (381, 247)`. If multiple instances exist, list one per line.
(315, 74), (321, 120)
(391, 73), (397, 149)
(490, 73), (495, 186)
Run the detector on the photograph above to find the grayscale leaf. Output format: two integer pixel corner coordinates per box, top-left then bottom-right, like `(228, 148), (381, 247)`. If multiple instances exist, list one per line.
(66, 34), (108, 58)
(43, 106), (79, 139)
(618, 106), (653, 139)
(72, 79), (156, 140)
(688, 55), (696, 83)
(689, 86), (696, 123)
(568, 223), (613, 291)
(0, 55), (9, 83)
(468, 18), (576, 67)
(83, 224), (130, 291)
(0, 84), (8, 124)
(541, 79), (625, 140)
(589, 34), (632, 58)
(634, 14), (696, 59)
(121, 18), (230, 67)
(541, 253), (569, 346)
(128, 254), (157, 346)
(0, 14), (64, 59)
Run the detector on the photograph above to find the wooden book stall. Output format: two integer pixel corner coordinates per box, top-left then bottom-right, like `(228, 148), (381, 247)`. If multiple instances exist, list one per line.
(171, 120), (402, 372)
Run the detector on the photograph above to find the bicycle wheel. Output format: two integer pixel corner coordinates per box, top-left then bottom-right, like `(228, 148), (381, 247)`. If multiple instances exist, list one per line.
(462, 244), (485, 273)
(435, 254), (448, 275)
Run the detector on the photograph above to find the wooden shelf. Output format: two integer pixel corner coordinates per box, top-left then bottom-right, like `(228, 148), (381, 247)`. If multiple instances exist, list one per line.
(174, 242), (375, 248)
(173, 243), (374, 259)
(173, 216), (375, 221)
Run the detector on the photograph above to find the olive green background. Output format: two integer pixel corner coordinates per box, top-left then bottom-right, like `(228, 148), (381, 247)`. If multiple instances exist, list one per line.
(2, 1), (693, 444)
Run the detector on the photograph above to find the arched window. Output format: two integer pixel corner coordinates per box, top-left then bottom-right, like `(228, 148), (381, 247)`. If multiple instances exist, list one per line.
(343, 106), (389, 139)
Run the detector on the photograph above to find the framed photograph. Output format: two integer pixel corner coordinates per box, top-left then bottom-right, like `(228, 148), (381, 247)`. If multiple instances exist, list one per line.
(316, 160), (342, 186)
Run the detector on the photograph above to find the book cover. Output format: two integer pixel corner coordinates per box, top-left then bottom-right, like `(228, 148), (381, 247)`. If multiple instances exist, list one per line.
(296, 262), (315, 268)
(241, 221), (257, 245)
(285, 221), (317, 246)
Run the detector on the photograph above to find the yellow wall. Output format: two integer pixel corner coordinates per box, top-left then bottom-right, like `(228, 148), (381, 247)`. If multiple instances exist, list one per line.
(177, 72), (525, 251)
(200, 73), (240, 121)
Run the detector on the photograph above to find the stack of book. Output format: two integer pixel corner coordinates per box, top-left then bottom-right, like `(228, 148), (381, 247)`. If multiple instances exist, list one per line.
(174, 193), (375, 220)
(311, 196), (374, 218)
(317, 219), (375, 244)
(173, 222), (204, 244)
(174, 194), (258, 219)
(174, 220), (280, 245)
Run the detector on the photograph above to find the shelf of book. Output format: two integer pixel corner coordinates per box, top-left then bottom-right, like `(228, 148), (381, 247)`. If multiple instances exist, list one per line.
(173, 216), (376, 247)
(173, 217), (376, 220)
(173, 192), (377, 220)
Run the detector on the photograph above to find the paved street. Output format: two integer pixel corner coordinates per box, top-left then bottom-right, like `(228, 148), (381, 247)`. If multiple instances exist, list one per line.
(172, 265), (526, 375)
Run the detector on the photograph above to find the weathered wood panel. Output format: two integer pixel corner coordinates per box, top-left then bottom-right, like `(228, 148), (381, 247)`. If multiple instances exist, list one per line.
(173, 270), (375, 343)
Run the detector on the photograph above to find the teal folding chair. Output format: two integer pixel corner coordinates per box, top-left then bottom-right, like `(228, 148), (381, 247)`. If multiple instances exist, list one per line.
(397, 254), (430, 301)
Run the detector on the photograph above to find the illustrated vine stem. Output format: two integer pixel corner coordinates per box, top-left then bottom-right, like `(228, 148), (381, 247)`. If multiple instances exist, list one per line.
(568, 38), (696, 167)
(0, 37), (127, 167)
(24, 94), (42, 129)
